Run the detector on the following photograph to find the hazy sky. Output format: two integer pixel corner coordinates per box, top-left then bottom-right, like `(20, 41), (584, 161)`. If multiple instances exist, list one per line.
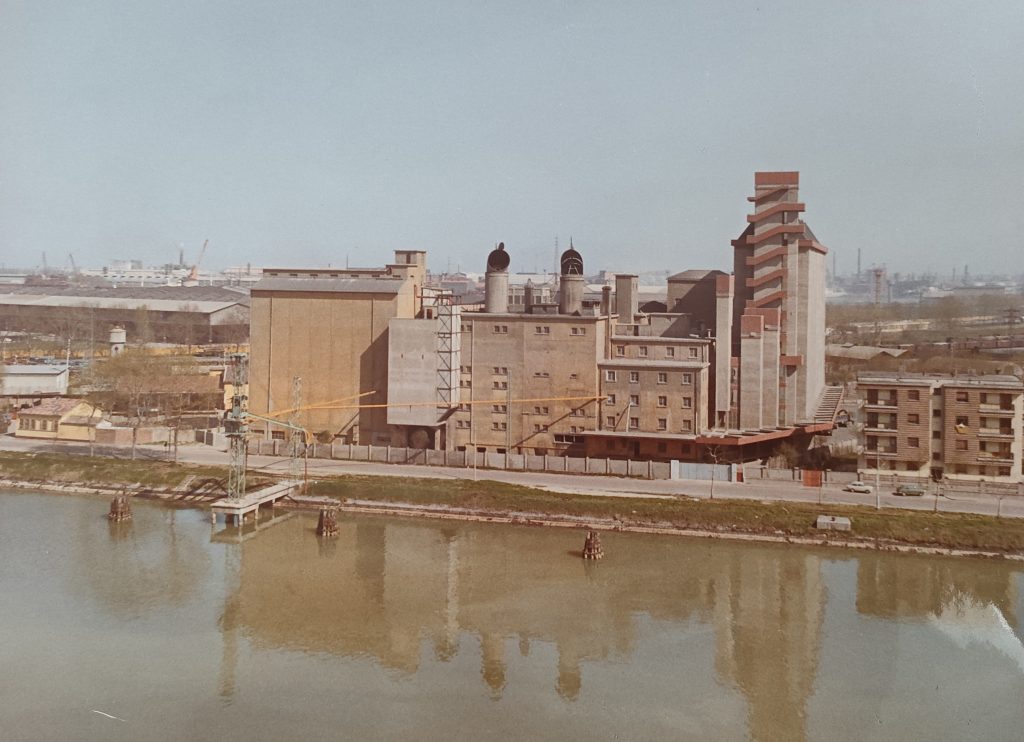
(2, 1), (1022, 277)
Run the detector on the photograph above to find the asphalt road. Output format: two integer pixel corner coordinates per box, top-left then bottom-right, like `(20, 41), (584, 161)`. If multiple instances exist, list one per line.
(3, 435), (1023, 519)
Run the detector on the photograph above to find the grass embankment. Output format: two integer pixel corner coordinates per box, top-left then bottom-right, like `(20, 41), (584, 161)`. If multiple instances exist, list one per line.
(308, 475), (1024, 554)
(0, 451), (248, 493)
(2, 452), (1023, 554)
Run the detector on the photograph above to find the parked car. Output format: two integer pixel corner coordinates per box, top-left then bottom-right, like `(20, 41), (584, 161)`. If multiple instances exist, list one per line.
(894, 483), (925, 497)
(844, 481), (873, 494)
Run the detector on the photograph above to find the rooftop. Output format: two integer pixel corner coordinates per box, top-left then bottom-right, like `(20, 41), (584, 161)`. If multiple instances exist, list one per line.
(252, 277), (406, 295)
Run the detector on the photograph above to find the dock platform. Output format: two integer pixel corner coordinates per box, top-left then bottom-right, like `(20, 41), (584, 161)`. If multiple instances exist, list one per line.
(211, 481), (301, 524)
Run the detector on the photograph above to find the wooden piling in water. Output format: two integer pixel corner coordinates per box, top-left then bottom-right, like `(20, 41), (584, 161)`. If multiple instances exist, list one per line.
(582, 530), (603, 559)
(108, 496), (132, 522)
(317, 508), (338, 537)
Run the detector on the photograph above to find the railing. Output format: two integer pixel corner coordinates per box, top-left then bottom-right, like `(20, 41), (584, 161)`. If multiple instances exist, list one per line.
(978, 427), (1014, 437)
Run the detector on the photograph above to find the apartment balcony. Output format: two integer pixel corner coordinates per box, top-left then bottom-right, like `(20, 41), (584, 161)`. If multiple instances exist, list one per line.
(978, 427), (1015, 438)
(863, 425), (898, 434)
(977, 453), (1015, 465)
(864, 449), (898, 458)
(862, 400), (898, 410)
(978, 404), (1015, 416)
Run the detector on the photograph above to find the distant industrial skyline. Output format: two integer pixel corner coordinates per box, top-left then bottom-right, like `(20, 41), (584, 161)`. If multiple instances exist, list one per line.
(2, 1), (1022, 276)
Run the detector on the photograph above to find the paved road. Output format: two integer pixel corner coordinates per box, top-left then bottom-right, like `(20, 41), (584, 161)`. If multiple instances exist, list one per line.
(3, 435), (1023, 519)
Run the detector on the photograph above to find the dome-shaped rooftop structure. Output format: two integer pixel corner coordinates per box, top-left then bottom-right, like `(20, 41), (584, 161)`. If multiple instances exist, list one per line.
(560, 244), (583, 276)
(487, 242), (510, 272)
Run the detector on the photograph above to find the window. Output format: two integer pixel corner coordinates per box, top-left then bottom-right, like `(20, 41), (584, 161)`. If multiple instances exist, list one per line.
(629, 371), (640, 383)
(533, 371), (550, 378)
(532, 406), (549, 415)
(956, 391), (968, 402)
(907, 437), (919, 448)
(460, 379), (472, 388)
(534, 424), (542, 432)
(907, 413), (920, 424)
(461, 323), (472, 332)
(999, 467), (1012, 477)
(493, 381), (508, 390)
(605, 370), (617, 382)
(570, 327), (586, 336)
(955, 440), (968, 451)
(491, 422), (507, 431)
(606, 394), (616, 406)
(629, 394), (639, 406)
(657, 372), (668, 384)
(682, 397), (693, 409)
(570, 408), (585, 417)
(681, 373), (693, 385)
(569, 373), (578, 380)
(657, 396), (667, 407)
(616, 345), (625, 357)
(908, 390), (920, 401)
(492, 404), (507, 413)
(492, 366), (507, 375)
(665, 347), (675, 358)
(689, 347), (698, 358)
(932, 409), (941, 418)
(932, 430), (941, 439)
(956, 415), (968, 426)
(493, 325), (508, 334)
(681, 420), (693, 432)
(606, 416), (616, 427)
(534, 326), (551, 335)
(657, 418), (667, 431)
(629, 417), (639, 430)
(638, 346), (648, 357)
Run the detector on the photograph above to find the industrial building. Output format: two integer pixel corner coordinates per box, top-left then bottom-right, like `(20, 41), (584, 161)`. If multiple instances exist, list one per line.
(248, 172), (840, 462)
(857, 372), (1024, 483)
(0, 286), (249, 345)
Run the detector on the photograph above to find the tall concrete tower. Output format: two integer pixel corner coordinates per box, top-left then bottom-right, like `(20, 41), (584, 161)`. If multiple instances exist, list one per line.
(732, 172), (827, 427)
(558, 242), (585, 315)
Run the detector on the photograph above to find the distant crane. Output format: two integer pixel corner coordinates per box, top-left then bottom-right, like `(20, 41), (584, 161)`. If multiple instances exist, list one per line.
(68, 253), (79, 276)
(41, 251), (49, 277)
(187, 239), (209, 283)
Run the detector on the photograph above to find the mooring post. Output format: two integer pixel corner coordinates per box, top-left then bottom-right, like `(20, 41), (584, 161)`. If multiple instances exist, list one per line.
(317, 508), (338, 537)
(582, 530), (603, 560)
(107, 495), (132, 522)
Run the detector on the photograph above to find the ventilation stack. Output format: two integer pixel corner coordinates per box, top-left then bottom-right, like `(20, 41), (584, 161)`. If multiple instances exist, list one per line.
(615, 274), (638, 321)
(484, 242), (510, 313)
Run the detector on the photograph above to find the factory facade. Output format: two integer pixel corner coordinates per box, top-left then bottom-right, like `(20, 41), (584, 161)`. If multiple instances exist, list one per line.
(248, 172), (840, 462)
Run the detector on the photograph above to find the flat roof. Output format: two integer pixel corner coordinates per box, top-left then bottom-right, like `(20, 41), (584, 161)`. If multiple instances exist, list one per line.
(252, 277), (406, 295)
(2, 364), (68, 375)
(0, 294), (242, 313)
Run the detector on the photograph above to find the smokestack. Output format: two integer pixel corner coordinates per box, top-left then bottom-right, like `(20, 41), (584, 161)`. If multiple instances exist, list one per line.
(524, 281), (535, 313)
(615, 274), (638, 321)
(484, 242), (510, 313)
(558, 242), (585, 315)
(600, 285), (612, 315)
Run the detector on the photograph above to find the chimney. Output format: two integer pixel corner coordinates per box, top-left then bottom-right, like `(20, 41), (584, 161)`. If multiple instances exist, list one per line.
(600, 285), (612, 315)
(615, 274), (638, 321)
(558, 242), (585, 315)
(484, 242), (510, 313)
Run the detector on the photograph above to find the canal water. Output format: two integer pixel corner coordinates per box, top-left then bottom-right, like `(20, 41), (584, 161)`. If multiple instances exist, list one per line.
(1, 489), (1023, 742)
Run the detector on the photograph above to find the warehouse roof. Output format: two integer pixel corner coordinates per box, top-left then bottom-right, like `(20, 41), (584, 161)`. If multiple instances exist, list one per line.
(0, 294), (242, 314)
(252, 277), (406, 295)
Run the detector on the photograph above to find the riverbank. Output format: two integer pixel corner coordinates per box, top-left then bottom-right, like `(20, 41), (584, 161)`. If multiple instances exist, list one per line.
(3, 451), (1024, 557)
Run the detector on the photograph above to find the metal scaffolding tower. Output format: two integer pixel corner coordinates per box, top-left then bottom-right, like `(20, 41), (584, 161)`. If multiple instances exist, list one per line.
(225, 353), (249, 501)
(435, 295), (460, 414)
(287, 376), (305, 490)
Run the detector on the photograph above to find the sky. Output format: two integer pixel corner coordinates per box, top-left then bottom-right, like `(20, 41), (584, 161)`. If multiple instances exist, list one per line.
(1, 0), (1022, 277)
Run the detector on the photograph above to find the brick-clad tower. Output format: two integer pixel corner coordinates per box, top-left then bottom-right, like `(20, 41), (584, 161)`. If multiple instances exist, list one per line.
(732, 172), (827, 427)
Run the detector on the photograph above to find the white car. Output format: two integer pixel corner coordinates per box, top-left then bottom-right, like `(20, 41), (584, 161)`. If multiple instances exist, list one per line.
(844, 481), (873, 494)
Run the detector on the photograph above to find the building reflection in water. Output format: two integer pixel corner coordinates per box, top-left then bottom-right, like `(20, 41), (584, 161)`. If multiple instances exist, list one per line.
(220, 515), (1020, 741)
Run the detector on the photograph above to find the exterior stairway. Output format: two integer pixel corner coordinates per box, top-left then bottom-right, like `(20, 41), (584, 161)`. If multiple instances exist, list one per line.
(812, 385), (845, 425)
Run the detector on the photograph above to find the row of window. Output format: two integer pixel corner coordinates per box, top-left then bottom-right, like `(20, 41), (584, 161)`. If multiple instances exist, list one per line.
(605, 370), (694, 385)
(605, 393), (692, 409)
(484, 324), (590, 335)
(605, 415), (693, 432)
(615, 345), (699, 359)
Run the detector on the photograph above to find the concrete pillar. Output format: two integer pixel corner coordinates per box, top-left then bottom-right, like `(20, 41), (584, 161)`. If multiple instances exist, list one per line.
(485, 243), (510, 313)
(600, 285), (612, 315)
(714, 275), (734, 426)
(739, 314), (765, 430)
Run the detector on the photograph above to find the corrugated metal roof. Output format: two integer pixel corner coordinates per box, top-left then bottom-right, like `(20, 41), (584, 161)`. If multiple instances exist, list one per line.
(2, 364), (68, 376)
(252, 277), (406, 294)
(0, 285), (249, 305)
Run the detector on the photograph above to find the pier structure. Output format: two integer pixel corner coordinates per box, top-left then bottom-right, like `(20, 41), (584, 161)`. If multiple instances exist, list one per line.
(211, 480), (301, 525)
